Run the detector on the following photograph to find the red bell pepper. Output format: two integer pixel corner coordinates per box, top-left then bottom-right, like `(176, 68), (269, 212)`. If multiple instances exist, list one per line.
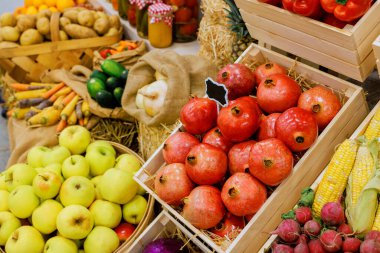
(282, 0), (322, 18)
(99, 49), (112, 59)
(320, 0), (372, 22)
(323, 13), (348, 28)
(258, 0), (282, 6)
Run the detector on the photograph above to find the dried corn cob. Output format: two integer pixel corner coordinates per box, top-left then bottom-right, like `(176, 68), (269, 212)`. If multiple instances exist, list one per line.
(312, 139), (358, 217)
(364, 107), (380, 141)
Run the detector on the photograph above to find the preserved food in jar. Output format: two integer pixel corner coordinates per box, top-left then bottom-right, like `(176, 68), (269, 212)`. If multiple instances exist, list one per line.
(148, 3), (173, 48)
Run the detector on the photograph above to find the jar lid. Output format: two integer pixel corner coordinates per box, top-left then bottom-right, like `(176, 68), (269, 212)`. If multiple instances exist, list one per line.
(149, 3), (173, 26)
(135, 0), (162, 10)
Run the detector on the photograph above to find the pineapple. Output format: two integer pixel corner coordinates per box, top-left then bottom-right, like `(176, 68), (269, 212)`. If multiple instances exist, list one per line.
(224, 0), (256, 62)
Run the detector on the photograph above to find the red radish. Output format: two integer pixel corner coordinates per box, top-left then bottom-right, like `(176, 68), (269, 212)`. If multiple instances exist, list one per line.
(180, 97), (218, 135)
(320, 230), (343, 252)
(254, 62), (287, 86)
(304, 220), (322, 237)
(342, 237), (361, 252)
(237, 96), (263, 117)
(162, 132), (200, 164)
(249, 138), (294, 186)
(210, 212), (245, 238)
(217, 98), (260, 142)
(185, 143), (227, 185)
(221, 173), (267, 216)
(272, 219), (301, 243)
(154, 163), (194, 206)
(295, 206), (312, 225)
(337, 223), (353, 235)
(182, 186), (225, 229)
(360, 239), (380, 253)
(275, 107), (318, 152)
(216, 63), (255, 100)
(228, 140), (257, 175)
(257, 113), (281, 141)
(308, 239), (327, 253)
(321, 202), (345, 226)
(272, 242), (294, 253)
(365, 231), (380, 241)
(297, 86), (342, 130)
(257, 74), (302, 113)
(295, 235), (310, 253)
(202, 127), (233, 153)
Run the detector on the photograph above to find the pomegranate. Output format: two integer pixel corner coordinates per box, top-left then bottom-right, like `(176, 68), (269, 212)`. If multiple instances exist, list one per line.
(185, 143), (227, 185)
(216, 63), (255, 100)
(154, 163), (194, 206)
(217, 98), (260, 142)
(182, 185), (226, 229)
(210, 212), (245, 238)
(254, 62), (287, 85)
(304, 220), (322, 237)
(221, 172), (267, 216)
(257, 74), (302, 113)
(162, 132), (200, 164)
(202, 127), (233, 153)
(237, 96), (263, 117)
(319, 230), (342, 252)
(257, 113), (281, 141)
(321, 202), (345, 226)
(275, 107), (318, 152)
(180, 97), (218, 135)
(249, 138), (294, 186)
(272, 219), (301, 243)
(228, 140), (257, 175)
(298, 86), (341, 130)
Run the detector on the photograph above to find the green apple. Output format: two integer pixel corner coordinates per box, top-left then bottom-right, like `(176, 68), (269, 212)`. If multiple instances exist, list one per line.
(9, 185), (40, 219)
(32, 200), (63, 234)
(44, 236), (77, 253)
(56, 205), (94, 240)
(91, 176), (103, 200)
(100, 169), (138, 204)
(89, 200), (122, 228)
(59, 176), (95, 207)
(115, 154), (141, 173)
(42, 146), (71, 167)
(0, 190), (9, 211)
(27, 146), (51, 168)
(122, 195), (148, 224)
(85, 146), (116, 177)
(0, 173), (7, 190)
(62, 155), (90, 179)
(5, 163), (36, 192)
(5, 226), (44, 253)
(137, 185), (146, 195)
(83, 226), (119, 253)
(36, 163), (63, 182)
(59, 125), (92, 155)
(33, 171), (62, 200)
(86, 141), (116, 156)
(0, 211), (21, 245)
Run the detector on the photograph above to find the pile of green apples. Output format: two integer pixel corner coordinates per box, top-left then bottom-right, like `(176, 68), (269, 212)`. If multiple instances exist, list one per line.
(0, 125), (148, 253)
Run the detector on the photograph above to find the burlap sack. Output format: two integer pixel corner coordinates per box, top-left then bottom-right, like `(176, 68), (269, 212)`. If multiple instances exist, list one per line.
(122, 50), (219, 126)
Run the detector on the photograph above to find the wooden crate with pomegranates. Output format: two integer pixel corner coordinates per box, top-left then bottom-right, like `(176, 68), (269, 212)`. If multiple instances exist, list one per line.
(134, 44), (369, 253)
(234, 0), (380, 82)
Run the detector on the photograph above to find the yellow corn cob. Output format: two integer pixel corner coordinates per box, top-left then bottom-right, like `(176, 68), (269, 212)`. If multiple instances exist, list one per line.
(312, 139), (358, 217)
(364, 108), (380, 141)
(372, 205), (380, 231)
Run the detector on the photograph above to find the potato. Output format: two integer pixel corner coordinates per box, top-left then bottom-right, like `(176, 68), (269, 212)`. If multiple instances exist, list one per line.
(95, 11), (107, 20)
(108, 15), (120, 30)
(20, 29), (43, 46)
(104, 27), (119, 37)
(78, 10), (95, 28)
(93, 17), (110, 35)
(0, 13), (17, 27)
(36, 17), (50, 35)
(59, 30), (68, 41)
(16, 15), (36, 33)
(36, 9), (52, 19)
(0, 26), (20, 42)
(44, 33), (51, 41)
(64, 24), (98, 39)
(63, 9), (79, 23)
(59, 17), (71, 29)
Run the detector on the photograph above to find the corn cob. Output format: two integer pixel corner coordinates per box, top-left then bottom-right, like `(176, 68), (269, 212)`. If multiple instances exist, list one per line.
(312, 139), (358, 217)
(364, 107), (380, 141)
(372, 205), (380, 231)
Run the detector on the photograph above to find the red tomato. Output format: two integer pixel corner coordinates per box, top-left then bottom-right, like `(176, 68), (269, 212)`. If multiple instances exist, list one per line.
(185, 0), (198, 7)
(174, 7), (193, 23)
(228, 140), (257, 175)
(256, 113), (281, 141)
(114, 223), (136, 241)
(203, 127), (234, 154)
(275, 107), (318, 152)
(254, 62), (287, 86)
(169, 0), (185, 7)
(179, 20), (198, 36)
(323, 14), (348, 29)
(257, 74), (302, 113)
(210, 212), (245, 238)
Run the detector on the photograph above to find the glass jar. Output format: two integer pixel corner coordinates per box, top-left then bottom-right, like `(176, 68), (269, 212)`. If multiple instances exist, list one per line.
(148, 3), (173, 48)
(136, 6), (149, 38)
(111, 0), (119, 10)
(128, 3), (137, 26)
(173, 0), (199, 42)
(118, 0), (130, 19)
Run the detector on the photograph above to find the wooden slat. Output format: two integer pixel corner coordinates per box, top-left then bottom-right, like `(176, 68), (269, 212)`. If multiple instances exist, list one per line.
(373, 36), (380, 60)
(357, 23), (380, 62)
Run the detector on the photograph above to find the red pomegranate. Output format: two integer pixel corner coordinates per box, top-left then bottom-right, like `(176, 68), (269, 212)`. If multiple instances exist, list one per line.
(221, 173), (267, 216)
(228, 140), (257, 175)
(254, 62), (287, 85)
(180, 97), (218, 135)
(275, 107), (318, 152)
(257, 74), (302, 113)
(216, 63), (255, 100)
(237, 96), (263, 117)
(297, 86), (341, 130)
(210, 212), (245, 238)
(182, 186), (226, 229)
(249, 138), (294, 186)
(163, 132), (200, 164)
(185, 143), (227, 185)
(154, 163), (194, 206)
(257, 113), (281, 141)
(202, 127), (234, 154)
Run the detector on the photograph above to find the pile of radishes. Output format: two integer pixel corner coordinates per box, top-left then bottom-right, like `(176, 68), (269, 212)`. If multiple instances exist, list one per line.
(271, 200), (380, 252)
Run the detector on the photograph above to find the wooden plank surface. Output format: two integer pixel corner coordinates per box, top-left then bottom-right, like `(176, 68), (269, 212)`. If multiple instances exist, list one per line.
(373, 36), (380, 60)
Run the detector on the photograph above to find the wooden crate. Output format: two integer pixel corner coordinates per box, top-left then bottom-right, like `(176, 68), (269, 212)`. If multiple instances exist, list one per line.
(260, 100), (380, 252)
(373, 36), (380, 77)
(134, 44), (369, 253)
(235, 0), (380, 82)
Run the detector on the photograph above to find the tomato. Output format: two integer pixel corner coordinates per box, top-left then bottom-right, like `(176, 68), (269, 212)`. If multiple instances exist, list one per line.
(114, 223), (136, 241)
(174, 7), (193, 23)
(256, 113), (281, 141)
(254, 62), (287, 86)
(228, 140), (257, 175)
(203, 127), (234, 154)
(185, 0), (198, 7)
(210, 212), (245, 238)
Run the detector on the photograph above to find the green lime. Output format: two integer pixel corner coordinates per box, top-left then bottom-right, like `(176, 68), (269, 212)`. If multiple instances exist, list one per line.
(87, 78), (106, 99)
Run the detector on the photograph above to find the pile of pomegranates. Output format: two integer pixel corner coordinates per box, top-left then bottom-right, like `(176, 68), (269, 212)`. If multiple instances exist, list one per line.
(154, 61), (342, 241)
